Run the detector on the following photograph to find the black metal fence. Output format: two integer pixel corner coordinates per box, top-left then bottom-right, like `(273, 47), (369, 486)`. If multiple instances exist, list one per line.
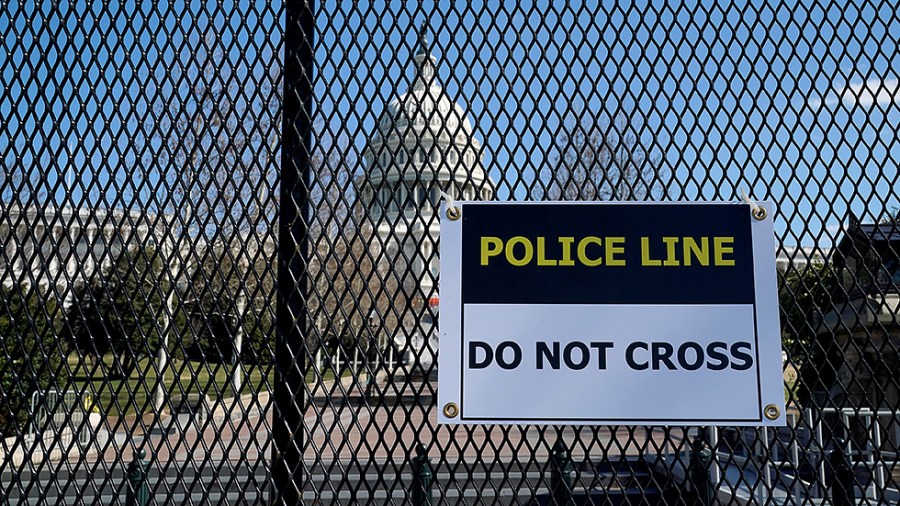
(1, 0), (899, 504)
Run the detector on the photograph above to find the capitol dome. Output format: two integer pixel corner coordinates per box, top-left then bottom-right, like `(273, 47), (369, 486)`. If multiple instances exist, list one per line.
(358, 27), (494, 363)
(375, 65), (477, 144)
(364, 30), (490, 189)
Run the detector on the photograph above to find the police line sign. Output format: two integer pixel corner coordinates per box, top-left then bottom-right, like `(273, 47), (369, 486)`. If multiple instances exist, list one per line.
(437, 202), (785, 426)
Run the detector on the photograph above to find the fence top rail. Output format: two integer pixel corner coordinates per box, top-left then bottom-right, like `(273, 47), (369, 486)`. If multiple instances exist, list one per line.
(818, 407), (899, 417)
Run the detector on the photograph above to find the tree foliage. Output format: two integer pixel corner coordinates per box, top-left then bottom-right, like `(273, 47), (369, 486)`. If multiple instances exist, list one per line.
(547, 114), (666, 201)
(779, 262), (839, 354)
(778, 261), (840, 405)
(185, 244), (274, 364)
(0, 284), (61, 437)
(66, 245), (174, 379)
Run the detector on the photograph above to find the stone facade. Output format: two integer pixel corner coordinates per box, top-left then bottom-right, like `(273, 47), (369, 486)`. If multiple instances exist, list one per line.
(359, 29), (494, 368)
(817, 220), (900, 448)
(0, 202), (168, 302)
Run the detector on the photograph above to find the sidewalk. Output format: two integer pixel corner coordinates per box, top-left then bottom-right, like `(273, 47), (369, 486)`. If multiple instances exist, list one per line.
(309, 371), (436, 406)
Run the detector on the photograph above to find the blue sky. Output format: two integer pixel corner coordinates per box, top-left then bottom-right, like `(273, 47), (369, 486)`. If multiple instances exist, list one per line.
(2, 1), (899, 249)
(0, 0), (279, 220)
(317, 0), (900, 249)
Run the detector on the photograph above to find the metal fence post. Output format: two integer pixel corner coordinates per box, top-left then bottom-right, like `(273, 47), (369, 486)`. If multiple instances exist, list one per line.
(827, 447), (856, 506)
(690, 437), (714, 506)
(411, 444), (433, 506)
(550, 440), (574, 506)
(125, 450), (149, 506)
(273, 0), (314, 504)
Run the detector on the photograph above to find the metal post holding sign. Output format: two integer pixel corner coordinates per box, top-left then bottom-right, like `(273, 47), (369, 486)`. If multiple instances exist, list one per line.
(439, 202), (785, 426)
(274, 0), (314, 504)
(690, 438), (714, 506)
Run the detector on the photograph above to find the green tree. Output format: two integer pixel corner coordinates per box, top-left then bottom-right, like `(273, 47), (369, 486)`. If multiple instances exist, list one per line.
(184, 241), (247, 363)
(182, 239), (276, 366)
(779, 263), (838, 354)
(779, 261), (839, 405)
(243, 237), (276, 365)
(0, 284), (62, 437)
(241, 304), (274, 365)
(66, 245), (172, 379)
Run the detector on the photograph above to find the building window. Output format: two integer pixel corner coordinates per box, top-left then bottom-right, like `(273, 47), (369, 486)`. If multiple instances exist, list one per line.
(75, 235), (90, 260)
(379, 188), (392, 210)
(397, 185), (407, 211)
(412, 186), (421, 209)
(430, 187), (441, 207)
(416, 185), (427, 206)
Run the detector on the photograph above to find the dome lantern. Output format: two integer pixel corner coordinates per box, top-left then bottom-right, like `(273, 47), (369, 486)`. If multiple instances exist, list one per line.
(413, 25), (436, 90)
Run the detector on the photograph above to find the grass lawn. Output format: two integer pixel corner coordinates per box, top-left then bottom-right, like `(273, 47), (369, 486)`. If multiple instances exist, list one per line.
(66, 355), (348, 416)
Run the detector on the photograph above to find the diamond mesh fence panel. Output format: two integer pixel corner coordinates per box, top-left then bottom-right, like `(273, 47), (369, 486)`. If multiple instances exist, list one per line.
(1, 0), (899, 504)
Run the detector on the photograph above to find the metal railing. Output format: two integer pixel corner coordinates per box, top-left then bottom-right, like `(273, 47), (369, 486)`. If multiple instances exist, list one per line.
(30, 389), (92, 446)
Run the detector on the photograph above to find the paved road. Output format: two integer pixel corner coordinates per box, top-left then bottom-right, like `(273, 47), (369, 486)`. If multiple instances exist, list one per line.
(2, 457), (564, 505)
(1, 380), (679, 504)
(2, 464), (270, 505)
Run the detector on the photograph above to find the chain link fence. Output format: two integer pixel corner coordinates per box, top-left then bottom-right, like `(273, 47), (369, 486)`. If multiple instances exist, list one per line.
(1, 0), (899, 504)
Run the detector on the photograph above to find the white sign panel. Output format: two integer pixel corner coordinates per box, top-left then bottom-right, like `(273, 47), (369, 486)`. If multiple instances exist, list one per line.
(438, 202), (784, 426)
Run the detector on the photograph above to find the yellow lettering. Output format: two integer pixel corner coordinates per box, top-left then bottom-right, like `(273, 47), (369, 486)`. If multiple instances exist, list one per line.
(662, 237), (680, 266)
(714, 237), (735, 266)
(481, 237), (503, 266)
(606, 237), (626, 266)
(577, 237), (603, 267)
(641, 237), (661, 266)
(482, 236), (725, 268)
(506, 236), (534, 266)
(558, 237), (575, 266)
(536, 237), (557, 266)
(683, 237), (709, 266)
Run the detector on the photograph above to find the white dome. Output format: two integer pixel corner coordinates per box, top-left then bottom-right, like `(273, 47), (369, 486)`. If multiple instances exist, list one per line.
(358, 29), (496, 311)
(365, 31), (486, 184)
(376, 83), (476, 143)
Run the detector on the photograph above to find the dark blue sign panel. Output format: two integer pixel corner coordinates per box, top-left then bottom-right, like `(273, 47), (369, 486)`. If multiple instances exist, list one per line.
(461, 203), (754, 305)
